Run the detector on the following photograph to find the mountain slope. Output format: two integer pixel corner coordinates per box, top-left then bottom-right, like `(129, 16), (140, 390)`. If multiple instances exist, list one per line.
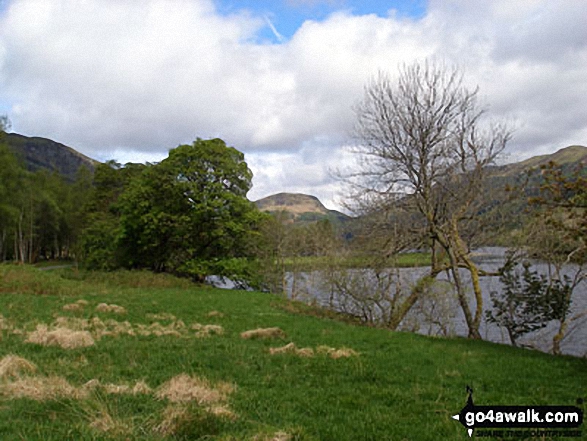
(492, 145), (587, 177)
(468, 144), (587, 245)
(254, 192), (350, 224)
(2, 132), (97, 181)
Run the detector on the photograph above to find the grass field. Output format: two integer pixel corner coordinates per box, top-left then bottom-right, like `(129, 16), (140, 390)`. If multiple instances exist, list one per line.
(0, 264), (585, 440)
(284, 252), (432, 272)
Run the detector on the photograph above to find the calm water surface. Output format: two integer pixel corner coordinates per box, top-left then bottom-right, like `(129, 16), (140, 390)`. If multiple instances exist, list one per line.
(285, 247), (587, 357)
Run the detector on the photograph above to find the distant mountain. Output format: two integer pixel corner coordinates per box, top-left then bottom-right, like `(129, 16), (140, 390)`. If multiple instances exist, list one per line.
(2, 132), (98, 181)
(464, 145), (587, 245)
(254, 192), (350, 224)
(491, 145), (587, 177)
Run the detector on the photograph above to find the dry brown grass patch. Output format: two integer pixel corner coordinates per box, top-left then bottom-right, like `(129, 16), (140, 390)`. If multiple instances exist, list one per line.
(136, 321), (183, 337)
(269, 343), (314, 357)
(154, 401), (236, 436)
(26, 325), (95, 349)
(25, 314), (214, 345)
(153, 404), (190, 436)
(62, 303), (83, 312)
(81, 379), (152, 395)
(317, 345), (359, 358)
(156, 373), (234, 405)
(95, 303), (127, 314)
(89, 414), (132, 436)
(207, 310), (224, 318)
(146, 312), (176, 321)
(1, 375), (88, 400)
(240, 327), (285, 340)
(192, 323), (224, 338)
(86, 406), (134, 437)
(252, 431), (292, 441)
(105, 380), (153, 395)
(0, 355), (37, 379)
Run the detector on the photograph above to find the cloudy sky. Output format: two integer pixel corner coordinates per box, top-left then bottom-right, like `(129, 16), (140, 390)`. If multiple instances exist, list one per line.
(0, 0), (586, 210)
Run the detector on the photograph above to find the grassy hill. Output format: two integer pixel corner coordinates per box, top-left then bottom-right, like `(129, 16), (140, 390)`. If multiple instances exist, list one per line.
(0, 265), (584, 440)
(254, 192), (350, 225)
(498, 145), (587, 175)
(473, 145), (587, 244)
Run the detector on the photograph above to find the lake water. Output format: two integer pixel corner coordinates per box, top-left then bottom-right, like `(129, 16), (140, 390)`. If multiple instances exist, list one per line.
(284, 247), (587, 357)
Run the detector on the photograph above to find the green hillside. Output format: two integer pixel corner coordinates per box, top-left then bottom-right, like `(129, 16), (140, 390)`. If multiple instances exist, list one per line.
(0, 265), (584, 440)
(254, 192), (350, 225)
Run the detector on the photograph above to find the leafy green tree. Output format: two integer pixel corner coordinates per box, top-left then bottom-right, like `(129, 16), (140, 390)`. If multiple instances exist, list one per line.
(117, 139), (262, 282)
(487, 257), (551, 346)
(80, 161), (145, 269)
(523, 161), (586, 354)
(0, 120), (27, 260)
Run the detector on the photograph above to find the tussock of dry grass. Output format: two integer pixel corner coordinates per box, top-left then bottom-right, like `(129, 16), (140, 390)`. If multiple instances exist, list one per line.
(82, 379), (101, 391)
(269, 343), (314, 357)
(317, 345), (359, 359)
(95, 303), (127, 314)
(0, 314), (17, 333)
(82, 379), (152, 395)
(104, 380), (153, 395)
(26, 325), (95, 349)
(268, 344), (358, 359)
(146, 312), (176, 321)
(62, 299), (89, 312)
(154, 401), (236, 436)
(208, 404), (236, 418)
(86, 406), (134, 437)
(0, 355), (37, 379)
(62, 303), (83, 312)
(240, 327), (285, 340)
(207, 310), (224, 318)
(136, 321), (185, 337)
(252, 431), (292, 441)
(154, 373), (236, 434)
(272, 432), (292, 441)
(191, 323), (224, 338)
(1, 375), (88, 400)
(156, 373), (234, 405)
(131, 380), (153, 394)
(27, 315), (216, 343)
(89, 414), (132, 436)
(153, 404), (190, 436)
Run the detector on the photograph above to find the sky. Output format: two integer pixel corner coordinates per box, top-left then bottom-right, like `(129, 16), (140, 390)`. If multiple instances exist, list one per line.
(0, 0), (586, 210)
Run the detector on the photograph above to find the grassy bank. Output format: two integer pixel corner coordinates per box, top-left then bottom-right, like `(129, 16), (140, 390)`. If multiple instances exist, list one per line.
(284, 252), (432, 272)
(0, 265), (585, 440)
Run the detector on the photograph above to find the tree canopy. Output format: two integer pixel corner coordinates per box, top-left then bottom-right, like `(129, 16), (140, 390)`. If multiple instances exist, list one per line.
(82, 138), (265, 282)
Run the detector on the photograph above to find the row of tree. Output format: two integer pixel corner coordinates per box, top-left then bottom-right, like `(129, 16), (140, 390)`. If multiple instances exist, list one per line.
(0, 123), (337, 287)
(0, 119), (91, 263)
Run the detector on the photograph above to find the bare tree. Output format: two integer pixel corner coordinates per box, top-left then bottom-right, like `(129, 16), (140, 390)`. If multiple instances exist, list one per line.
(349, 60), (511, 339)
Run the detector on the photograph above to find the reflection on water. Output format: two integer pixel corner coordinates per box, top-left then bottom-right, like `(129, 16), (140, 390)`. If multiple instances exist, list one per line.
(286, 247), (587, 357)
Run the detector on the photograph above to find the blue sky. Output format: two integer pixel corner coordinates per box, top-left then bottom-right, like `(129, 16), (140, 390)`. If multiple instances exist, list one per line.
(215, 0), (426, 42)
(1, 0), (586, 209)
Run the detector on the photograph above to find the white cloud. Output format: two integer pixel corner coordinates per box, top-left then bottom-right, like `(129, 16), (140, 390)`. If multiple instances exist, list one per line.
(1, 0), (586, 210)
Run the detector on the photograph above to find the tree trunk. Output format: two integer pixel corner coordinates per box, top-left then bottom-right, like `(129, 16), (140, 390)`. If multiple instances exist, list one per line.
(449, 218), (483, 339)
(462, 255), (484, 339)
(388, 276), (434, 330)
(552, 319), (567, 355)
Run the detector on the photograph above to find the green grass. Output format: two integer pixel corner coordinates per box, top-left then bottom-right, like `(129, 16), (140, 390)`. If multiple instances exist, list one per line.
(284, 252), (432, 272)
(0, 264), (585, 440)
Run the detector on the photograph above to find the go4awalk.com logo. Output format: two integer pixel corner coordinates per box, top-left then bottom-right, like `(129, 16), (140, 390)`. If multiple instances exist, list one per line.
(452, 386), (584, 438)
